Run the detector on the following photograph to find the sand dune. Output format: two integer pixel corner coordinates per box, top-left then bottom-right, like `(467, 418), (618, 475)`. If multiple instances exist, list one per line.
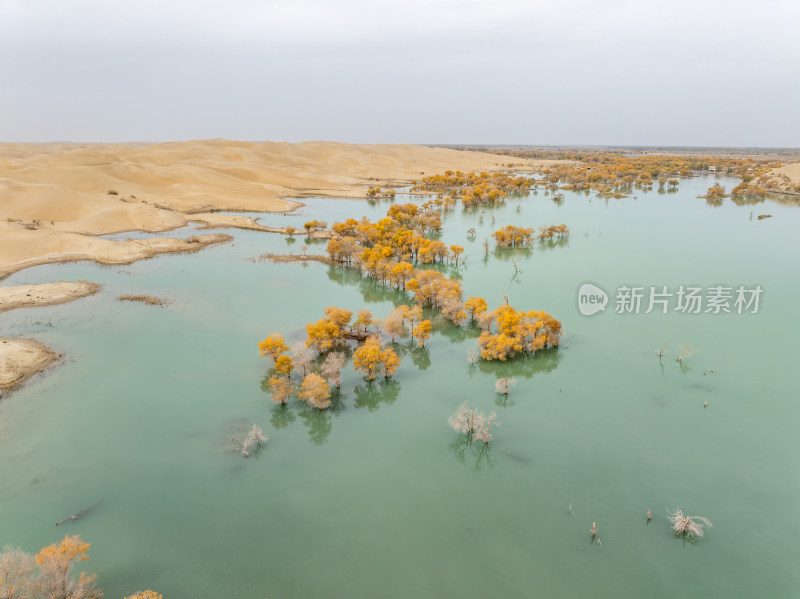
(0, 140), (549, 277)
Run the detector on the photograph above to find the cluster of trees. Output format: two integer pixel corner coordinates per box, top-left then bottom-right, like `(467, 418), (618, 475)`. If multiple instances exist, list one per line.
(484, 149), (785, 199)
(491, 224), (569, 248)
(474, 304), (562, 361)
(0, 535), (159, 599)
(730, 181), (767, 199)
(366, 186), (396, 200)
(324, 203), (562, 361)
(701, 183), (727, 201)
(259, 306), (404, 408)
(302, 220), (327, 234)
(411, 171), (532, 208)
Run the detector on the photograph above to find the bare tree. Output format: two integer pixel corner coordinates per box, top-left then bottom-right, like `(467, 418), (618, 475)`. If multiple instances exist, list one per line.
(676, 344), (693, 364)
(241, 424), (267, 457)
(494, 377), (517, 396)
(320, 351), (347, 388)
(448, 402), (497, 444)
(471, 412), (497, 444)
(467, 348), (479, 365)
(0, 546), (36, 599)
(668, 509), (712, 538)
(291, 341), (315, 377)
(656, 341), (669, 360)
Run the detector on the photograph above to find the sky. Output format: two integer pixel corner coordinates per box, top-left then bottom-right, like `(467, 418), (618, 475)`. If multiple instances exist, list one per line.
(1, 0), (799, 146)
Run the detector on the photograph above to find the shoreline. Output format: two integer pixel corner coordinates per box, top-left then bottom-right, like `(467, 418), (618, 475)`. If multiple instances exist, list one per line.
(0, 280), (101, 313)
(0, 281), (102, 391)
(0, 233), (233, 281)
(0, 337), (61, 391)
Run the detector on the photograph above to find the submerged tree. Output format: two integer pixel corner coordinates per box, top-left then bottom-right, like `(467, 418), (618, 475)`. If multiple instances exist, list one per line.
(320, 351), (347, 388)
(125, 592), (163, 599)
(299, 372), (332, 409)
(268, 376), (295, 404)
(291, 342), (315, 378)
(448, 402), (497, 444)
(35, 535), (102, 599)
(668, 509), (712, 538)
(353, 336), (401, 380)
(258, 333), (289, 361)
(0, 545), (36, 598)
(412, 320), (432, 347)
(676, 344), (693, 364)
(494, 377), (517, 396)
(240, 424), (267, 457)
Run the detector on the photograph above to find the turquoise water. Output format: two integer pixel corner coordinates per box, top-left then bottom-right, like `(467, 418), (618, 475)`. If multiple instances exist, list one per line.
(1, 176), (799, 598)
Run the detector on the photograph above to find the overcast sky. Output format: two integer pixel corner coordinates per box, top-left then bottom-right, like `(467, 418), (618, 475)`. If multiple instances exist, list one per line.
(1, 0), (798, 146)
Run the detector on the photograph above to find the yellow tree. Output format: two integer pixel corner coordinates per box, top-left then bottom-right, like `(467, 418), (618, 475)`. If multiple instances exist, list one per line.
(412, 320), (432, 347)
(405, 305), (423, 331)
(274, 354), (294, 377)
(464, 296), (488, 321)
(380, 346), (401, 378)
(258, 333), (289, 361)
(299, 372), (332, 409)
(390, 262), (414, 290)
(306, 318), (341, 352)
(353, 336), (383, 380)
(324, 306), (353, 330)
(449, 245), (464, 267)
(125, 592), (163, 599)
(353, 309), (373, 334)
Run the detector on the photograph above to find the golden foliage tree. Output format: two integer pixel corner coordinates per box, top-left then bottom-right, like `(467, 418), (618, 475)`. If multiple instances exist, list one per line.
(305, 318), (342, 352)
(412, 320), (432, 347)
(273, 354), (294, 377)
(464, 296), (488, 321)
(353, 336), (401, 380)
(353, 336), (383, 380)
(478, 305), (561, 360)
(380, 346), (401, 378)
(299, 372), (332, 409)
(258, 333), (289, 361)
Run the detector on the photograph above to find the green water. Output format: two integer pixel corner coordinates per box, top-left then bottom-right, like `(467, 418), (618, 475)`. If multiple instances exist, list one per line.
(1, 176), (798, 598)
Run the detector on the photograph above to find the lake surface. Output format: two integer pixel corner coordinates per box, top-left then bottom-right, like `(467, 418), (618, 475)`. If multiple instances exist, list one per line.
(1, 176), (798, 598)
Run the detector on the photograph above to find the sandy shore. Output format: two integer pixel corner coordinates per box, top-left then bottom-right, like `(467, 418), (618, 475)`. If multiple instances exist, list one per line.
(0, 281), (103, 389)
(0, 338), (60, 390)
(0, 280), (100, 313)
(752, 162), (800, 196)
